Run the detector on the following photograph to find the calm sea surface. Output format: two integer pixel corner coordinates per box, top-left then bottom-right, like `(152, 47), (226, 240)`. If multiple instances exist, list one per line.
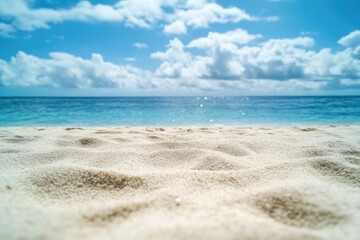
(0, 97), (359, 126)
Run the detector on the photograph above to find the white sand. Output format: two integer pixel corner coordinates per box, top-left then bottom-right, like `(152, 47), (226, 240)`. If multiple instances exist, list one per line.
(0, 126), (360, 240)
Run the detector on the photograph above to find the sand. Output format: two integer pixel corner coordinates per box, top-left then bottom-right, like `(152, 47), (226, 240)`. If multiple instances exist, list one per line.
(0, 126), (360, 240)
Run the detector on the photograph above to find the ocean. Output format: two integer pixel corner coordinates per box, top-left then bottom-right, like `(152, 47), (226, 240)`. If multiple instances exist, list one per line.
(0, 96), (359, 126)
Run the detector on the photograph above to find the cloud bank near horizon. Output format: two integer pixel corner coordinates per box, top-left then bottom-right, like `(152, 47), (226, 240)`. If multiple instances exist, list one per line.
(1, 29), (359, 93)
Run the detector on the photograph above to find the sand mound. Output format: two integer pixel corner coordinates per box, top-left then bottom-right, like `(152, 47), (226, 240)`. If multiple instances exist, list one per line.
(57, 136), (104, 147)
(250, 189), (345, 229)
(310, 159), (360, 187)
(1, 126), (360, 240)
(29, 167), (145, 199)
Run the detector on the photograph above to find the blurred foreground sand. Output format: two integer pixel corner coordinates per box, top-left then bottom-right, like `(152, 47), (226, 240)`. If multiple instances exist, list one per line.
(1, 126), (360, 240)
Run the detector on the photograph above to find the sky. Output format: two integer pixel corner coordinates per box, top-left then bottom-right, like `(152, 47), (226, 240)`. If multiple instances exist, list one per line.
(0, 0), (359, 96)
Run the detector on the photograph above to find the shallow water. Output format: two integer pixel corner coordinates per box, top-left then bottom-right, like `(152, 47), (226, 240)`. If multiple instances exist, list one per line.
(0, 96), (359, 126)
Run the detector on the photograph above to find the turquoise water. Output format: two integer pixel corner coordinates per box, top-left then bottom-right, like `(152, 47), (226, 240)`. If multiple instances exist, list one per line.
(0, 97), (359, 126)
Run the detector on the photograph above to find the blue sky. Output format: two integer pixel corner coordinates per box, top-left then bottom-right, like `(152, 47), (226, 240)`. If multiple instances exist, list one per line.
(0, 0), (359, 96)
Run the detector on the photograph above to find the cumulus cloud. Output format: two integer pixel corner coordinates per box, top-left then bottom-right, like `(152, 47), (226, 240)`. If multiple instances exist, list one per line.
(0, 51), (153, 89)
(338, 30), (360, 48)
(187, 28), (262, 49)
(0, 0), (273, 36)
(164, 20), (187, 35)
(0, 1), (123, 31)
(153, 34), (316, 80)
(151, 38), (200, 78)
(151, 30), (360, 85)
(163, 2), (256, 35)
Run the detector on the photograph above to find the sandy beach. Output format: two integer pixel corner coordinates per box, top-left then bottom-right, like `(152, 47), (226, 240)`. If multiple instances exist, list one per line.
(0, 126), (359, 240)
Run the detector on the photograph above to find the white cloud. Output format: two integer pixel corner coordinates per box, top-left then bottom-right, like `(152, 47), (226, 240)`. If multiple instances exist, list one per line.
(133, 42), (148, 49)
(0, 0), (274, 35)
(0, 51), (153, 89)
(187, 28), (262, 49)
(163, 2), (257, 35)
(113, 0), (166, 28)
(151, 38), (199, 78)
(164, 20), (187, 35)
(151, 31), (360, 85)
(0, 1), (123, 31)
(338, 30), (360, 48)
(0, 22), (15, 37)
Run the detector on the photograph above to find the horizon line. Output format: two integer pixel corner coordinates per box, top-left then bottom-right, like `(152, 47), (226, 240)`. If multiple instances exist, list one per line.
(1, 95), (360, 98)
